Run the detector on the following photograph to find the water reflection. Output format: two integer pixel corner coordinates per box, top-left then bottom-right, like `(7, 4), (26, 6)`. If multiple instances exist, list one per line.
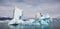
(8, 24), (50, 29)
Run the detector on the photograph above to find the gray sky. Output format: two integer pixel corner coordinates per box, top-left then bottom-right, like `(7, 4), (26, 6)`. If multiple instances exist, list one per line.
(0, 0), (60, 18)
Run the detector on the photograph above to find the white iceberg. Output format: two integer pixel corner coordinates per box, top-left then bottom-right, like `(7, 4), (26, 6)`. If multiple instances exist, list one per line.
(8, 6), (51, 29)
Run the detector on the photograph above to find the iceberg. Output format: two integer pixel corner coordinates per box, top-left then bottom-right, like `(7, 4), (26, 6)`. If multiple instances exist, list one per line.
(8, 6), (51, 29)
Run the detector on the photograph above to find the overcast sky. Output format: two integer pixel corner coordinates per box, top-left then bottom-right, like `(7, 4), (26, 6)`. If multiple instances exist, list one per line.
(0, 0), (60, 18)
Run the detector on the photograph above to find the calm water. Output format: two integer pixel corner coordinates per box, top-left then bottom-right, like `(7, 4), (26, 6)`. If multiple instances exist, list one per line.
(0, 19), (60, 29)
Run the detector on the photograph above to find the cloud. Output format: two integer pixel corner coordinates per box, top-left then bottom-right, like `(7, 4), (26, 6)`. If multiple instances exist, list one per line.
(0, 0), (60, 18)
